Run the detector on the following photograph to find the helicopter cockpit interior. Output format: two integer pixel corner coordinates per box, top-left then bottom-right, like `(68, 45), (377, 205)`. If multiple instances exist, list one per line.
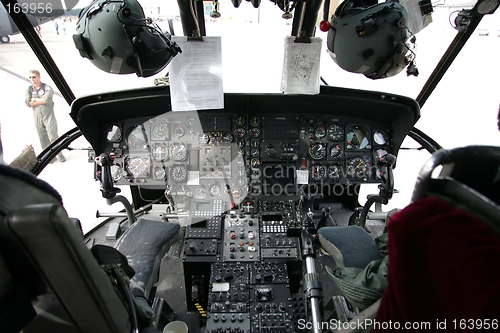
(0, 0), (499, 332)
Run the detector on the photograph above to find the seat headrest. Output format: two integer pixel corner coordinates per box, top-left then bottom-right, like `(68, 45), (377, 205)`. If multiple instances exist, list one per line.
(0, 164), (62, 205)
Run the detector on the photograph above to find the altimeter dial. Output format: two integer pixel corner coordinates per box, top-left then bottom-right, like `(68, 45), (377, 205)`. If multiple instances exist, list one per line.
(347, 157), (368, 179)
(309, 143), (326, 160)
(310, 165), (326, 181)
(170, 143), (188, 161)
(126, 157), (149, 178)
(152, 166), (167, 180)
(169, 164), (187, 182)
(152, 124), (169, 140)
(328, 165), (340, 180)
(209, 182), (221, 196)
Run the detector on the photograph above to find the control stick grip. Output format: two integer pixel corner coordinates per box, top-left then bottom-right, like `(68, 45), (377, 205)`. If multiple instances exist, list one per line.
(96, 153), (120, 198)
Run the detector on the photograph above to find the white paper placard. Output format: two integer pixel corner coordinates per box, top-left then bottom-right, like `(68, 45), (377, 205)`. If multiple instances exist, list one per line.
(169, 36), (224, 111)
(281, 36), (322, 95)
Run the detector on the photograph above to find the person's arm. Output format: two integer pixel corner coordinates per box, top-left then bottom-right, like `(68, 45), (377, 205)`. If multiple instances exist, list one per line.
(40, 85), (54, 106)
(28, 97), (44, 107)
(25, 87), (33, 107)
(29, 85), (54, 107)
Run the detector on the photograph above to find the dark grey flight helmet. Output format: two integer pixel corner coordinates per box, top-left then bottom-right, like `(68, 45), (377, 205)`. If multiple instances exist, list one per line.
(327, 0), (411, 79)
(73, 0), (181, 77)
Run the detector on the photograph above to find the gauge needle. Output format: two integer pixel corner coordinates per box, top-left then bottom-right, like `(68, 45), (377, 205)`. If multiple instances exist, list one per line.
(132, 160), (143, 171)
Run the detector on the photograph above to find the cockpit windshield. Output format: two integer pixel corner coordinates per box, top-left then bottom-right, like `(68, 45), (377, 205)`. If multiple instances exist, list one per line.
(1, 1), (500, 332)
(0, 0), (498, 233)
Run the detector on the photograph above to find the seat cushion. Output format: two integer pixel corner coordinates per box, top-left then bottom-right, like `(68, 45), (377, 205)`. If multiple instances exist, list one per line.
(115, 219), (180, 298)
(374, 196), (500, 329)
(318, 226), (384, 269)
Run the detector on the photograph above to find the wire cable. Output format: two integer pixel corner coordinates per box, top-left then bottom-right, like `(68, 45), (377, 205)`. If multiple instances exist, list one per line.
(188, 0), (201, 37)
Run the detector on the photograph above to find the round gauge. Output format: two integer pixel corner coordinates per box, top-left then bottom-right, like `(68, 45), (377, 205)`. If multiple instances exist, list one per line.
(110, 164), (122, 181)
(310, 165), (327, 181)
(250, 147), (260, 157)
(126, 125), (148, 149)
(172, 125), (185, 138)
(249, 116), (261, 127)
(170, 143), (188, 161)
(152, 166), (166, 180)
(151, 143), (169, 161)
(169, 164), (187, 182)
(152, 124), (168, 140)
(308, 143), (326, 160)
(126, 157), (149, 178)
(198, 133), (210, 145)
(106, 125), (122, 142)
(314, 126), (326, 138)
(250, 127), (261, 138)
(208, 132), (221, 144)
(330, 144), (343, 158)
(230, 187), (242, 198)
(346, 126), (370, 150)
(241, 200), (256, 213)
(250, 139), (260, 148)
(250, 158), (261, 168)
(209, 182), (221, 196)
(221, 133), (233, 143)
(237, 139), (245, 148)
(327, 124), (344, 141)
(328, 165), (340, 179)
(347, 157), (368, 178)
(235, 115), (246, 126)
(238, 148), (245, 156)
(373, 130), (389, 145)
(236, 128), (246, 138)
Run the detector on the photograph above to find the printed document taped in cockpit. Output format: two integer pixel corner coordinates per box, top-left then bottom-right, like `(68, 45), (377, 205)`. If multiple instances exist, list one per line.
(169, 36), (224, 111)
(281, 36), (322, 95)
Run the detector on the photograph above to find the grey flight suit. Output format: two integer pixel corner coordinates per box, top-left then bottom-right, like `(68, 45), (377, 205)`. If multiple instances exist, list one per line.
(25, 83), (65, 161)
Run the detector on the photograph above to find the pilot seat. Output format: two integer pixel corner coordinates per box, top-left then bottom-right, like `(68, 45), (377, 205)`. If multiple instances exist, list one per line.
(318, 145), (500, 330)
(0, 163), (180, 333)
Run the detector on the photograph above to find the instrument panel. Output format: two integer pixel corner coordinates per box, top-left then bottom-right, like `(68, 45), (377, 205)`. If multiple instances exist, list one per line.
(81, 88), (419, 332)
(100, 111), (394, 205)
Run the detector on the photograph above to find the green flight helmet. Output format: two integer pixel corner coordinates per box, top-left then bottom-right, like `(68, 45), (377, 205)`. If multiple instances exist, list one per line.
(327, 0), (412, 79)
(73, 0), (181, 77)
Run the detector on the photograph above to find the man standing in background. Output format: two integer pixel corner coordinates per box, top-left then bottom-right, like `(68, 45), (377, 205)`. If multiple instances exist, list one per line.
(25, 69), (66, 163)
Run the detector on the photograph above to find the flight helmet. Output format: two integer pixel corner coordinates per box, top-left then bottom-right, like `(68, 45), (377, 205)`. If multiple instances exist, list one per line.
(73, 0), (181, 77)
(326, 0), (413, 79)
